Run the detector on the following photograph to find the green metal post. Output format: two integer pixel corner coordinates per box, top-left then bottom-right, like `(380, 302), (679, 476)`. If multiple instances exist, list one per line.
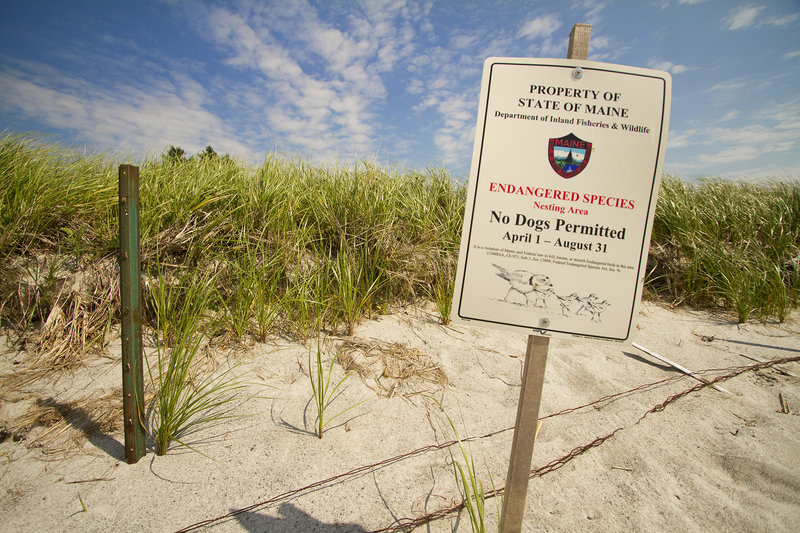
(119, 164), (146, 463)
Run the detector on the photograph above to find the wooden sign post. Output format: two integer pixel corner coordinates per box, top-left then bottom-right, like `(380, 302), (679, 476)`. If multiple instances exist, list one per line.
(498, 334), (549, 531)
(451, 17), (670, 528)
(497, 24), (591, 533)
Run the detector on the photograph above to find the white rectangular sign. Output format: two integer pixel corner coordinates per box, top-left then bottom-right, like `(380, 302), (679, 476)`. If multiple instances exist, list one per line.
(452, 57), (671, 343)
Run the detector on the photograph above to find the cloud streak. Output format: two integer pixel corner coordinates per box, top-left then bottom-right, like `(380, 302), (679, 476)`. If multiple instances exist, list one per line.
(647, 59), (693, 74)
(723, 4), (799, 31)
(198, 1), (434, 164)
(666, 96), (800, 176)
(724, 5), (766, 30)
(0, 60), (252, 159)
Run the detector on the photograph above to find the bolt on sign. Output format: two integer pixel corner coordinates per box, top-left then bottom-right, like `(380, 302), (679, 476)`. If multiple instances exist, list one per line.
(452, 58), (671, 343)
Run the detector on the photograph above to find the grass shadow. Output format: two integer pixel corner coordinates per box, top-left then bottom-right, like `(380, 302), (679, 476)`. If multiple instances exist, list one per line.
(719, 338), (800, 354)
(233, 502), (367, 532)
(35, 397), (125, 461)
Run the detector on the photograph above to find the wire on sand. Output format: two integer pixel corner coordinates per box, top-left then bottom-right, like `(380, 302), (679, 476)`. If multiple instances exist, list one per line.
(175, 356), (799, 533)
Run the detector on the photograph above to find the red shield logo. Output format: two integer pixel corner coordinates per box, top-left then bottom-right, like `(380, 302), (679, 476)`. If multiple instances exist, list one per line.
(548, 133), (592, 179)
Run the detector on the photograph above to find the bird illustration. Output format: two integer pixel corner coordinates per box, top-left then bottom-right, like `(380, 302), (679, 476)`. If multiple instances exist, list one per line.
(492, 264), (553, 307)
(530, 284), (554, 307)
(574, 293), (600, 317)
(581, 297), (610, 322)
(556, 292), (582, 316)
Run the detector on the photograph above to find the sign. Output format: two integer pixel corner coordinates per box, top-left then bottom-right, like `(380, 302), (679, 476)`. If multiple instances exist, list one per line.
(452, 58), (671, 343)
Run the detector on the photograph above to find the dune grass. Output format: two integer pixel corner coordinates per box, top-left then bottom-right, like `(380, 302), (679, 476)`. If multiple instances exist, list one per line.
(307, 337), (366, 439)
(649, 176), (800, 322)
(1, 133), (798, 454)
(146, 259), (248, 455)
(2, 133), (798, 338)
(0, 133), (465, 343)
(2, 133), (798, 341)
(431, 399), (498, 533)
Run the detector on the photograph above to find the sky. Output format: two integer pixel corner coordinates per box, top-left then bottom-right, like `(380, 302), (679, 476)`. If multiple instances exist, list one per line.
(1, 0), (799, 180)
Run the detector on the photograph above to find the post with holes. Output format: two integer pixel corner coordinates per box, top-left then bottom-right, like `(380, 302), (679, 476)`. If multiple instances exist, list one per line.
(498, 23), (591, 533)
(119, 164), (146, 464)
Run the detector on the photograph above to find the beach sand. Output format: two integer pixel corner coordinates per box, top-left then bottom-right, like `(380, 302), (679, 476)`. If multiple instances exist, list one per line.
(1, 302), (799, 532)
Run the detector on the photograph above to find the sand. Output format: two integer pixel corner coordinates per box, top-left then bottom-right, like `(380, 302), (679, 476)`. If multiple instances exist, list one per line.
(1, 302), (799, 532)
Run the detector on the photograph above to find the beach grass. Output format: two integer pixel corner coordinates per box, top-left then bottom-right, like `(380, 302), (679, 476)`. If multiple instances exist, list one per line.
(146, 259), (248, 455)
(649, 176), (800, 321)
(0, 133), (465, 342)
(307, 337), (365, 438)
(432, 399), (493, 532)
(1, 132), (798, 357)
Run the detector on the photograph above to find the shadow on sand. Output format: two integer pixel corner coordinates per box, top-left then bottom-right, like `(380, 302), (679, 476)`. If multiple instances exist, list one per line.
(234, 502), (368, 532)
(36, 397), (126, 461)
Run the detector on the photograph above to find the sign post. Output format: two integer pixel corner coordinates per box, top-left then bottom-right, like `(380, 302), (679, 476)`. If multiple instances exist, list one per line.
(119, 164), (146, 464)
(451, 24), (671, 531)
(498, 334), (549, 532)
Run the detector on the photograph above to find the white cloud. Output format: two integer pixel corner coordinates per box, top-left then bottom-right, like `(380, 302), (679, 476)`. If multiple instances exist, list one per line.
(696, 144), (761, 165)
(584, 34), (628, 62)
(647, 60), (693, 74)
(666, 97), (800, 175)
(724, 5), (766, 30)
(400, 41), (481, 165)
(540, 36), (569, 58)
(451, 35), (478, 50)
(767, 12), (799, 27)
(197, 1), (433, 165)
(722, 5), (797, 30)
(705, 80), (748, 92)
(666, 130), (693, 149)
(0, 65), (253, 159)
(716, 110), (739, 122)
(518, 15), (562, 40)
(516, 14), (572, 58)
(570, 0), (607, 22)
(587, 35), (612, 51)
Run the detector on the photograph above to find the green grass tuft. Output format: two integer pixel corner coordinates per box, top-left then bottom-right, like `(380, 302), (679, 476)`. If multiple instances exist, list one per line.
(307, 337), (366, 438)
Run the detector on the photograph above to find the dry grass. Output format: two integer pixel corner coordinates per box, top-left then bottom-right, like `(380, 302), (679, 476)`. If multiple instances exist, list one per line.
(2, 255), (118, 364)
(336, 339), (448, 398)
(0, 255), (119, 401)
(4, 389), (122, 458)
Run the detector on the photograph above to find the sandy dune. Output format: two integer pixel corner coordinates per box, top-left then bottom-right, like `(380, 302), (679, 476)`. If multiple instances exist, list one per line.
(1, 302), (799, 532)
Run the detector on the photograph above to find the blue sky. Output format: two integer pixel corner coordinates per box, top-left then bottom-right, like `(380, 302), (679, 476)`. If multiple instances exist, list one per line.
(1, 0), (798, 179)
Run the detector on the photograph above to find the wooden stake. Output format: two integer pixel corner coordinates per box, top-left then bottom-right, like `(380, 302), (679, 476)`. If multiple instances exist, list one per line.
(497, 23), (592, 532)
(568, 23), (592, 61)
(499, 335), (549, 533)
(119, 164), (146, 464)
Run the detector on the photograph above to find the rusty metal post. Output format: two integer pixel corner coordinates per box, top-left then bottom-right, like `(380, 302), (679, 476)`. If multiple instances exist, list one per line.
(119, 164), (146, 463)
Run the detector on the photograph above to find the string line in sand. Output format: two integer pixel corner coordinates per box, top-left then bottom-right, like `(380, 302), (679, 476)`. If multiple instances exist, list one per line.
(175, 356), (798, 533)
